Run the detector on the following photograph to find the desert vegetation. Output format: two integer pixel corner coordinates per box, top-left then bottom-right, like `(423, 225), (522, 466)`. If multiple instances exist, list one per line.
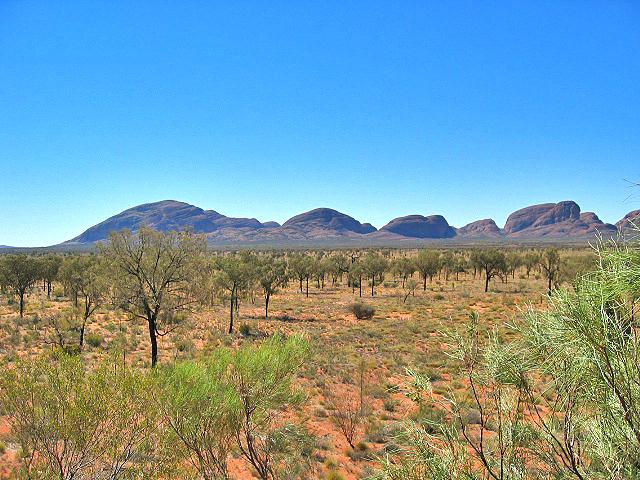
(0, 228), (636, 479)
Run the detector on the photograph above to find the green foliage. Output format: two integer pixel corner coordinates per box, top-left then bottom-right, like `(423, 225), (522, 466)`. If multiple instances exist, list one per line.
(470, 248), (507, 292)
(239, 322), (251, 336)
(100, 227), (207, 366)
(0, 353), (164, 479)
(85, 332), (102, 348)
(226, 334), (311, 479)
(377, 238), (640, 479)
(414, 251), (440, 290)
(158, 349), (240, 480)
(0, 335), (311, 480)
(0, 254), (41, 316)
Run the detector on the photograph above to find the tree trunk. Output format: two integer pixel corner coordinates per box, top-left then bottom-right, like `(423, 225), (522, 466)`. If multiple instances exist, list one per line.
(485, 273), (490, 293)
(79, 320), (86, 347)
(229, 287), (235, 334)
(423, 276), (427, 291)
(265, 292), (270, 319)
(149, 318), (158, 367)
(306, 278), (309, 298)
(19, 290), (25, 318)
(371, 276), (375, 296)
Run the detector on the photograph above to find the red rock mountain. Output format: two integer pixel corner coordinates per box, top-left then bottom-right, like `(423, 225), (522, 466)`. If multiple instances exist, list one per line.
(503, 201), (616, 238)
(61, 199), (631, 247)
(457, 219), (503, 238)
(617, 210), (640, 232)
(377, 215), (456, 239)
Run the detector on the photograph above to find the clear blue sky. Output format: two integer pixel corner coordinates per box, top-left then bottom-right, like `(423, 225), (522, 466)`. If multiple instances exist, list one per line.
(1, 1), (638, 246)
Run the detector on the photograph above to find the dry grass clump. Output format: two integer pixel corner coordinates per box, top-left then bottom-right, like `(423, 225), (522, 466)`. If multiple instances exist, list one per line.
(348, 302), (375, 320)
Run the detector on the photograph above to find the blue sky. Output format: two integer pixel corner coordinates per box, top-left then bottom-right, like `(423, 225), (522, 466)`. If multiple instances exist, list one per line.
(1, 1), (639, 246)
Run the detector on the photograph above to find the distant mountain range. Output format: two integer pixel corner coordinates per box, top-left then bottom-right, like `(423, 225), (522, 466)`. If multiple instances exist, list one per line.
(55, 200), (640, 248)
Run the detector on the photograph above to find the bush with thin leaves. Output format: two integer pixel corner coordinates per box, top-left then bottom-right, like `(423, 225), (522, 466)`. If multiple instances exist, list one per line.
(377, 236), (640, 479)
(0, 353), (166, 480)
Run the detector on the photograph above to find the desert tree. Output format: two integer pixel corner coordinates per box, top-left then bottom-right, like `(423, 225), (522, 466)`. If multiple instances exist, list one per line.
(58, 255), (107, 347)
(414, 250), (440, 291)
(362, 251), (389, 296)
(452, 254), (467, 281)
(58, 255), (85, 306)
(311, 254), (329, 290)
(505, 251), (523, 279)
(327, 253), (350, 285)
(326, 393), (361, 450)
(539, 248), (563, 294)
(212, 254), (253, 334)
(255, 255), (288, 319)
(439, 251), (455, 281)
(392, 256), (416, 288)
(471, 249), (507, 292)
(0, 254), (41, 317)
(349, 260), (364, 297)
(38, 254), (62, 298)
(100, 227), (206, 367)
(402, 278), (419, 303)
(522, 251), (540, 277)
(288, 253), (313, 297)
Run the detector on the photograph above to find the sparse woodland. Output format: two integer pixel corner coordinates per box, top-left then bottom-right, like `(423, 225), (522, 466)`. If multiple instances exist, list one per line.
(0, 227), (638, 479)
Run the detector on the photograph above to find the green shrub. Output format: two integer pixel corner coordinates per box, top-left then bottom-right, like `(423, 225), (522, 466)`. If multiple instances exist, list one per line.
(85, 333), (102, 348)
(325, 470), (345, 480)
(239, 323), (251, 337)
(348, 302), (375, 320)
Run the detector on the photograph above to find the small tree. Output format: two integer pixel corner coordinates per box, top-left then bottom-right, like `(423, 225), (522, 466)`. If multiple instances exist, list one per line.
(471, 249), (507, 292)
(539, 248), (562, 294)
(256, 255), (288, 319)
(349, 261), (364, 297)
(392, 257), (416, 288)
(38, 254), (62, 298)
(362, 251), (389, 296)
(403, 278), (419, 303)
(101, 228), (206, 367)
(326, 393), (361, 449)
(58, 256), (107, 347)
(522, 251), (540, 277)
(327, 253), (350, 285)
(0, 254), (40, 317)
(288, 254), (313, 297)
(414, 250), (440, 291)
(212, 254), (253, 333)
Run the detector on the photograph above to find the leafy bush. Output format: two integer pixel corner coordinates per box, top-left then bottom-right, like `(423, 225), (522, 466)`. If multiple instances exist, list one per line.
(348, 302), (375, 320)
(0, 355), (162, 479)
(378, 239), (640, 479)
(239, 323), (251, 337)
(85, 332), (102, 348)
